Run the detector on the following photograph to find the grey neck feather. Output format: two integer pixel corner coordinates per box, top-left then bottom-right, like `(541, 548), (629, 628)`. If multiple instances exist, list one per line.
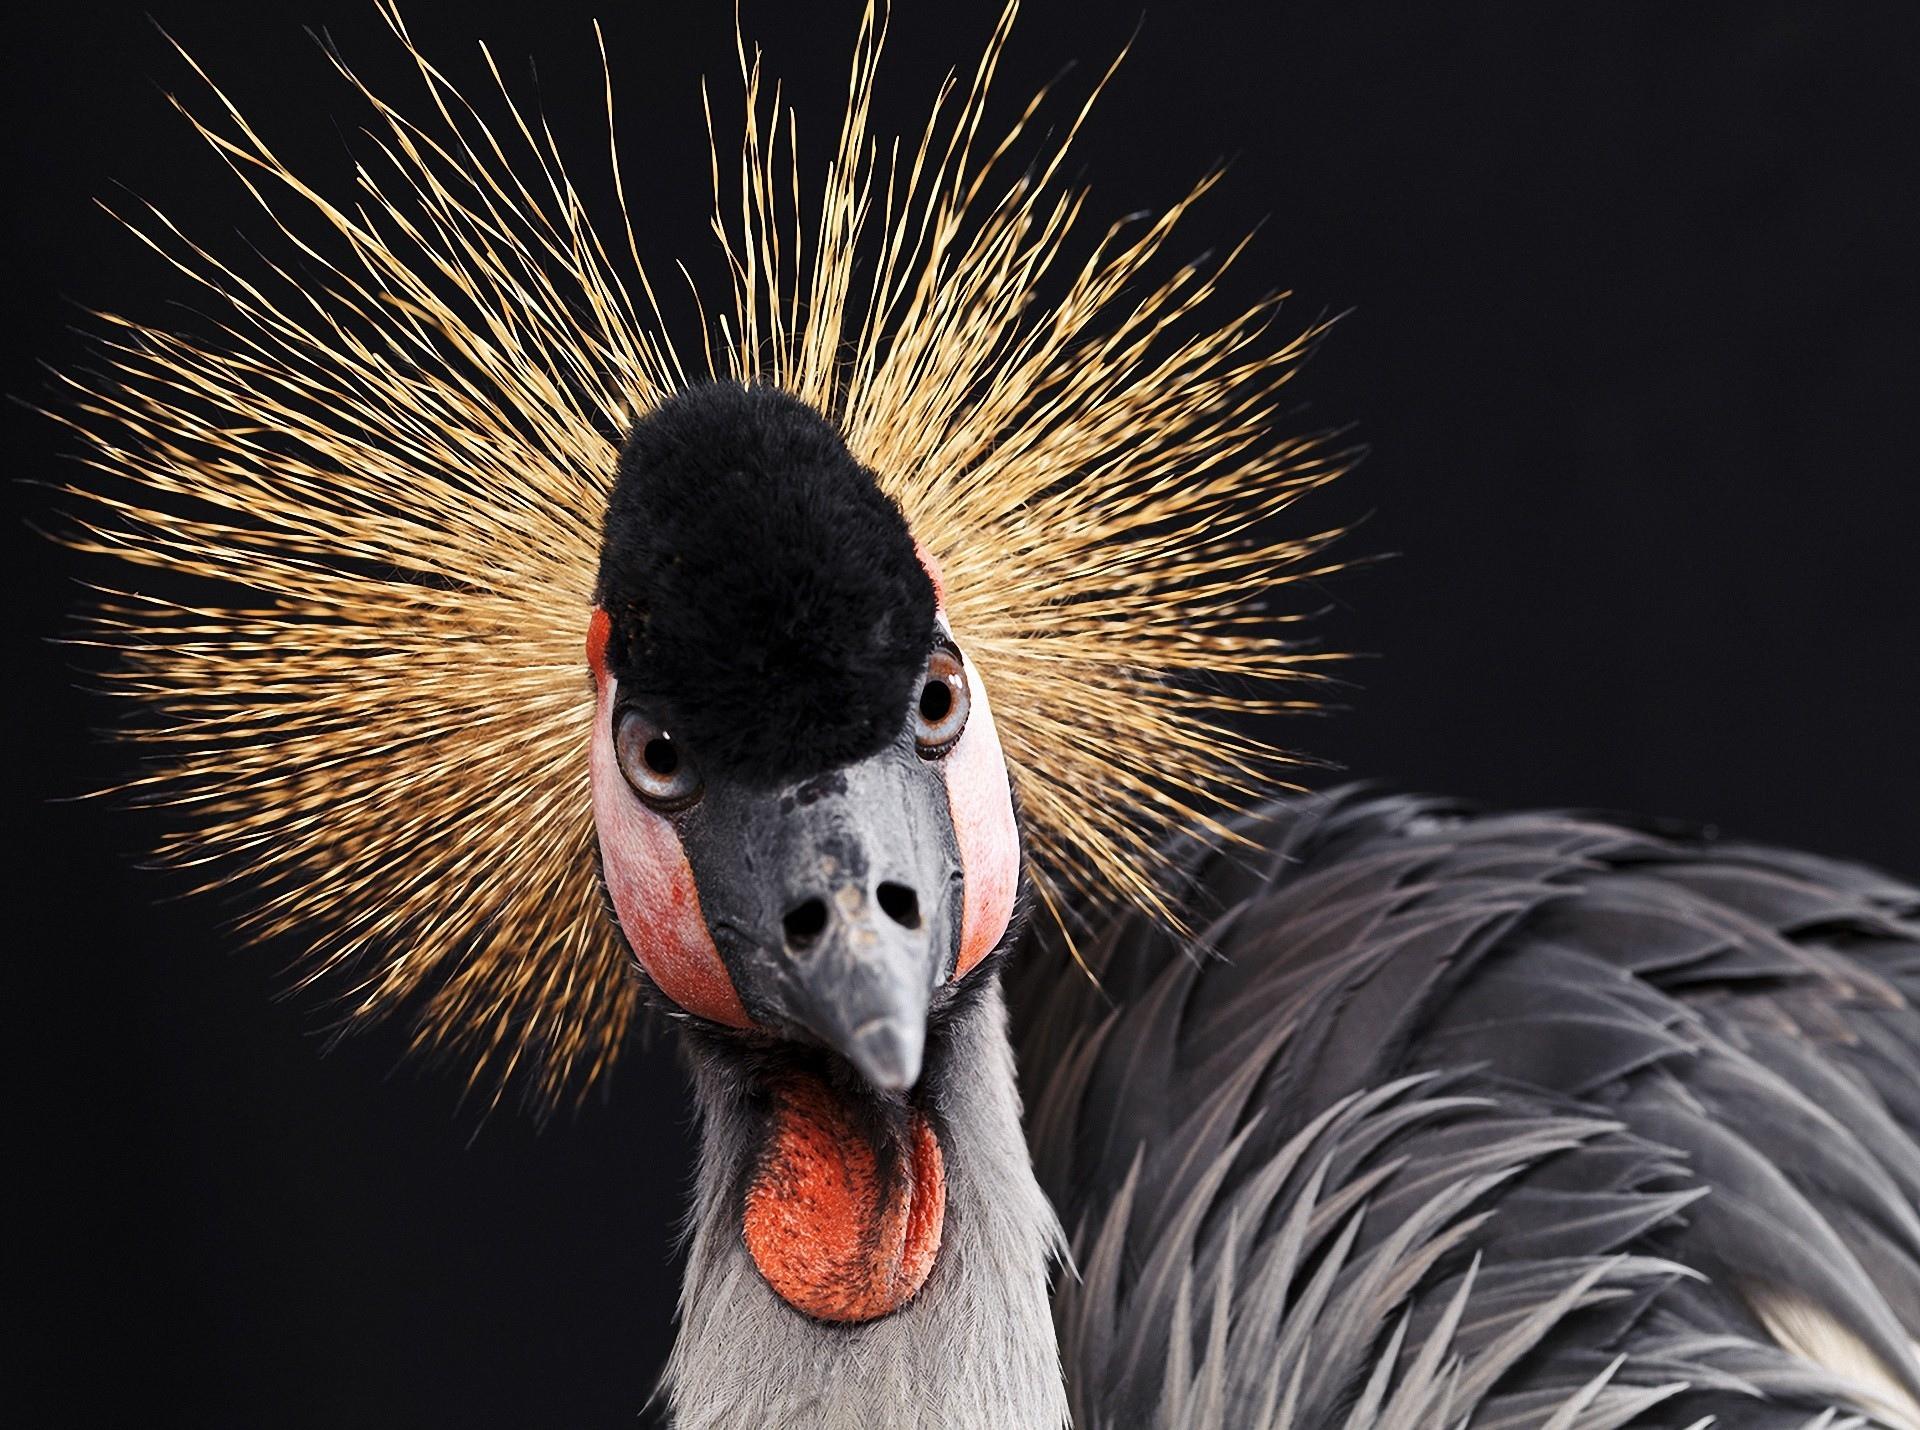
(659, 979), (1069, 1429)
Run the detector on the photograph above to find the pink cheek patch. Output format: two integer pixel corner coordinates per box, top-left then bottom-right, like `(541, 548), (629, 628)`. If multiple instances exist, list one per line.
(943, 649), (1019, 979)
(588, 633), (751, 1028)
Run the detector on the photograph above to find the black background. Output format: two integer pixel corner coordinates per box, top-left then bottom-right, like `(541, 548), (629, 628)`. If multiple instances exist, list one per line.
(7, 2), (1918, 1426)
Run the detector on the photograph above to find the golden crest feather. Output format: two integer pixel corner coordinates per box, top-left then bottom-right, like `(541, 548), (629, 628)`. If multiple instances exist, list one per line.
(49, 0), (1347, 1107)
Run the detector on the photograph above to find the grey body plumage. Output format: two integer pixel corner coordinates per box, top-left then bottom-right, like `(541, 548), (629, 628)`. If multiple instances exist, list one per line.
(1011, 789), (1920, 1428)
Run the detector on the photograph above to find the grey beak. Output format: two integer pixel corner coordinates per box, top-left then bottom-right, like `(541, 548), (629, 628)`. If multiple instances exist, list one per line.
(780, 881), (933, 1092)
(675, 736), (962, 1094)
(846, 1018), (923, 1093)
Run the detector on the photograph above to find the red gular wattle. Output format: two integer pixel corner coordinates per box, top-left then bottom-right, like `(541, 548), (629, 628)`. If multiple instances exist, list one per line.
(743, 1071), (947, 1323)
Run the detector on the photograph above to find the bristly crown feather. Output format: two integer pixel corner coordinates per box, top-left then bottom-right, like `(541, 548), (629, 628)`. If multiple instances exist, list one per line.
(45, 0), (1351, 1109)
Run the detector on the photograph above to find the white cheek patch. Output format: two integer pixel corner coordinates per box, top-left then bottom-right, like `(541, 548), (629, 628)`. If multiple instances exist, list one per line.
(943, 645), (1019, 978)
(589, 673), (751, 1027)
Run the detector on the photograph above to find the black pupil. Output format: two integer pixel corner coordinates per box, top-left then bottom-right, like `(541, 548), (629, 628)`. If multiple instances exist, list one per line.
(644, 736), (679, 776)
(920, 679), (952, 724)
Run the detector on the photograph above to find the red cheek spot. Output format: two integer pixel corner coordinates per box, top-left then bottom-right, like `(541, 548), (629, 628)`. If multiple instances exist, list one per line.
(743, 1072), (946, 1323)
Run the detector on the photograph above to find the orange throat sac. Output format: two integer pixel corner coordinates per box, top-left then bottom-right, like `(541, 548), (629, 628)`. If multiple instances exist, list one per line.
(742, 1072), (946, 1323)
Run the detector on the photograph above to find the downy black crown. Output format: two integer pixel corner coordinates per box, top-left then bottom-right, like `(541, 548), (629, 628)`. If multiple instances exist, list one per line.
(595, 384), (938, 785)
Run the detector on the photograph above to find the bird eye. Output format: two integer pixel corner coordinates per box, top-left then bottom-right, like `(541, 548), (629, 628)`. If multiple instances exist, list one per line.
(913, 645), (971, 757)
(614, 707), (703, 810)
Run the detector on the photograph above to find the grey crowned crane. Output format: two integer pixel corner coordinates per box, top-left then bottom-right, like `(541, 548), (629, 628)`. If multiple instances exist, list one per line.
(50, 5), (1920, 1428)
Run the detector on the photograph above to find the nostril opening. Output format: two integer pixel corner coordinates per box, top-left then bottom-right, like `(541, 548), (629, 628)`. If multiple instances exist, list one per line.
(782, 898), (829, 949)
(877, 881), (921, 930)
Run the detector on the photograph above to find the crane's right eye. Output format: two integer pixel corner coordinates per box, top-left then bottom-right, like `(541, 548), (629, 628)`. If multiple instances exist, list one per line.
(912, 643), (972, 757)
(615, 707), (703, 811)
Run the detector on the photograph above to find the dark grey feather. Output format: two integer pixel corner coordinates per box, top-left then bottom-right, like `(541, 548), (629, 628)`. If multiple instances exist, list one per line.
(1011, 788), (1920, 1427)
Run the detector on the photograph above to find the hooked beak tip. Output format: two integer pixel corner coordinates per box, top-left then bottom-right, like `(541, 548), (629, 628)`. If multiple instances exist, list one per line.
(844, 1015), (924, 1093)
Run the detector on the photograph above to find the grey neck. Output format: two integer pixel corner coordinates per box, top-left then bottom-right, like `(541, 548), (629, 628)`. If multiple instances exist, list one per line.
(659, 978), (1069, 1429)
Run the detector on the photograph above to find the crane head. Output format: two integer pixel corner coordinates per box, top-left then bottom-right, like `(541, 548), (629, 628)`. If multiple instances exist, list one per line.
(587, 383), (1020, 1094)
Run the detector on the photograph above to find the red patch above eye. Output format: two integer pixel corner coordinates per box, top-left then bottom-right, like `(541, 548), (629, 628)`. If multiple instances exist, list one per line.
(587, 606), (612, 683)
(911, 537), (947, 606)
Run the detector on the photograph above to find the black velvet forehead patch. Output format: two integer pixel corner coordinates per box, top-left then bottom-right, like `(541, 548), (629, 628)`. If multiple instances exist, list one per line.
(595, 383), (937, 785)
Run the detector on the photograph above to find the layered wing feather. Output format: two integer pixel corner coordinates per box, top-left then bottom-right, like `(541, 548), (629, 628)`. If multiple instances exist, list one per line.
(1012, 789), (1920, 1428)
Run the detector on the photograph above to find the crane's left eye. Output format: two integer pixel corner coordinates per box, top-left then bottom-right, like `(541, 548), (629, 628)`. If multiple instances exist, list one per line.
(615, 707), (703, 811)
(913, 645), (971, 757)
